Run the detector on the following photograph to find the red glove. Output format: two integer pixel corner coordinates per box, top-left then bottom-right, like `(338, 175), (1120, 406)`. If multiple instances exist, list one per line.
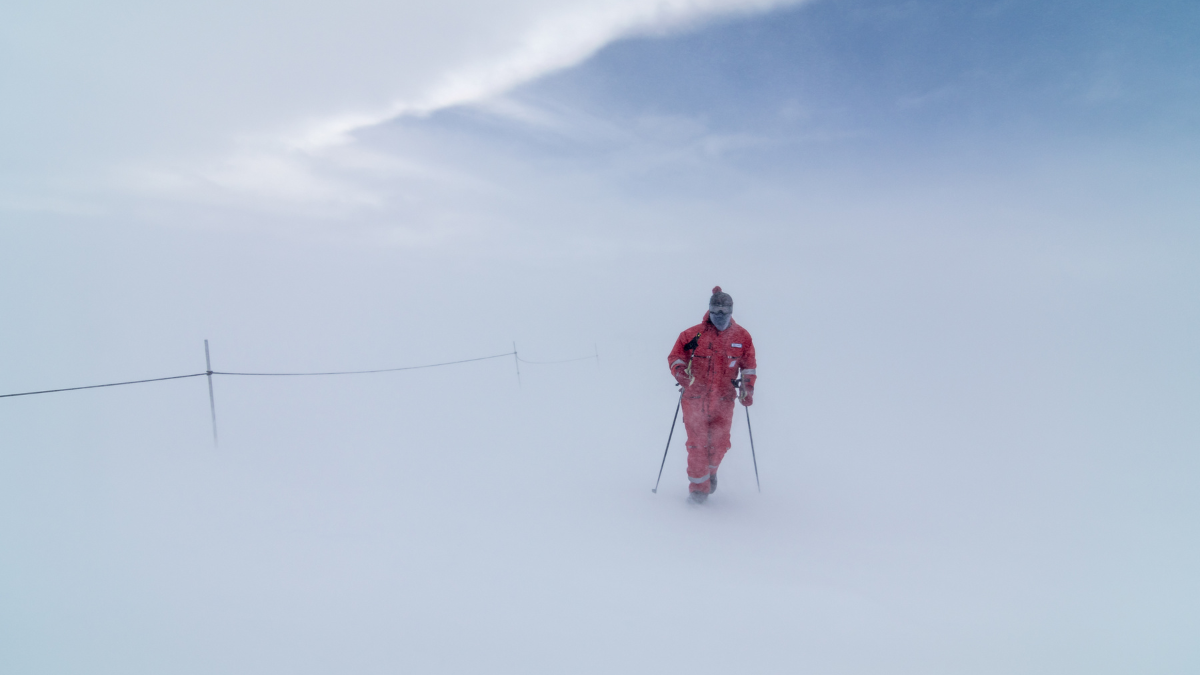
(739, 384), (754, 406)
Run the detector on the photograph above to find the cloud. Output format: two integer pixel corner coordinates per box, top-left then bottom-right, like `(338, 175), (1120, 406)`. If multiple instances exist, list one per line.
(291, 0), (807, 151)
(100, 0), (810, 211)
(3, 0), (811, 218)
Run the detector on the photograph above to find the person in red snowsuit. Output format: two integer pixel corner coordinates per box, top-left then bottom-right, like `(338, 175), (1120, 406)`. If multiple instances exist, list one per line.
(668, 286), (756, 503)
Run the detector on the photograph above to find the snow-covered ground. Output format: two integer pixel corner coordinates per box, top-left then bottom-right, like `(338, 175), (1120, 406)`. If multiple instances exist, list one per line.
(3, 211), (1197, 673)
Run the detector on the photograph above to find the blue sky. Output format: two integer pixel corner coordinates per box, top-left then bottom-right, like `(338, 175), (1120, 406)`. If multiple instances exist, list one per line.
(533, 0), (1200, 144)
(5, 0), (1198, 228)
(423, 0), (1200, 170)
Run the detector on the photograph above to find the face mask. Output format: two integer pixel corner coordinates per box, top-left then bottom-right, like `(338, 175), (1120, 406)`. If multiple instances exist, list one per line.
(709, 304), (732, 330)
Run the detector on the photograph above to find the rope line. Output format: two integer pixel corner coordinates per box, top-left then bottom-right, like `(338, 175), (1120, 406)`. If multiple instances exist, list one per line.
(1, 348), (601, 400)
(517, 355), (598, 365)
(0, 373), (208, 399)
(213, 352), (516, 376)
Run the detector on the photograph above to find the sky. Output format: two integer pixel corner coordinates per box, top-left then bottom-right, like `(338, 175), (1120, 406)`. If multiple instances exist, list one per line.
(3, 1), (1200, 673)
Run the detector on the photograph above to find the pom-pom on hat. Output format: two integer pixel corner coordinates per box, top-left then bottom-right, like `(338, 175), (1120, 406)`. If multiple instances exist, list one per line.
(710, 286), (733, 306)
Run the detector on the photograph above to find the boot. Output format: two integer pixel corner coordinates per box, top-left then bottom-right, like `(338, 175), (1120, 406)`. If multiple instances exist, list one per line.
(709, 473), (718, 494)
(688, 491), (708, 505)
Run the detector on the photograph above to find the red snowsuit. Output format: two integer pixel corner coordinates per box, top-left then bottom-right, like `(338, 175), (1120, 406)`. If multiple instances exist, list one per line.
(668, 314), (756, 494)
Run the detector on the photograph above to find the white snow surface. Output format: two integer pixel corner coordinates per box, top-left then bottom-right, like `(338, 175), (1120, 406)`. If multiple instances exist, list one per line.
(2, 210), (1198, 674)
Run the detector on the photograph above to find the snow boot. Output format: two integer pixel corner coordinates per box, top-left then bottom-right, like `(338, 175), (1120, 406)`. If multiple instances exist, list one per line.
(688, 491), (708, 505)
(709, 473), (717, 494)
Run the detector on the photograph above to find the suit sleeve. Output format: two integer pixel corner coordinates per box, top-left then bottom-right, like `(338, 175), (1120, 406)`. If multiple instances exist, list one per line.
(740, 332), (757, 388)
(668, 332), (689, 375)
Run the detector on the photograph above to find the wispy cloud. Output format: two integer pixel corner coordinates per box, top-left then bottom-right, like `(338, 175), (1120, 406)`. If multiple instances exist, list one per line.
(289, 0), (807, 151)
(121, 0), (808, 211)
(4, 0), (812, 220)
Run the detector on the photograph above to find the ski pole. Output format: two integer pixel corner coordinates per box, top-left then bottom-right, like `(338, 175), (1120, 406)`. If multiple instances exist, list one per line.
(652, 390), (683, 493)
(745, 404), (760, 492)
